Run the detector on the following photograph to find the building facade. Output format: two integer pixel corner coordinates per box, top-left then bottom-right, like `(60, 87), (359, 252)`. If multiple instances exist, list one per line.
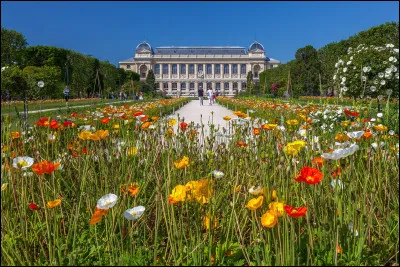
(119, 41), (280, 96)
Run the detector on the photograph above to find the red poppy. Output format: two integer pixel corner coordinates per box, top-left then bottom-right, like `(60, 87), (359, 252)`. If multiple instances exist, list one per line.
(71, 111), (78, 117)
(180, 122), (188, 131)
(35, 117), (50, 127)
(363, 131), (373, 139)
(31, 161), (60, 175)
(101, 117), (110, 124)
(139, 115), (149, 122)
(133, 111), (143, 117)
(63, 121), (73, 127)
(253, 128), (261, 135)
(331, 167), (341, 178)
(49, 119), (59, 129)
(29, 202), (39, 210)
(363, 118), (371, 123)
(72, 151), (78, 158)
(295, 166), (323, 184)
(120, 115), (128, 120)
(236, 141), (248, 147)
(284, 205), (307, 218)
(82, 147), (88, 154)
(344, 109), (359, 117)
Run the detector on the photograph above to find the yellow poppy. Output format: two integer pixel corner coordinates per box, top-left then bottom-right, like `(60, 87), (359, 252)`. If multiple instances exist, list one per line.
(268, 201), (285, 217)
(246, 196), (264, 210)
(261, 210), (278, 228)
(47, 199), (61, 209)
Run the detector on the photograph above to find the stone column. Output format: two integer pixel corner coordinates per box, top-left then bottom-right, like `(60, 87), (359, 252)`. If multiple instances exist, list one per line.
(195, 81), (198, 91)
(229, 81), (233, 95)
(195, 64), (198, 79)
(177, 63), (180, 77)
(160, 63), (163, 76)
(212, 82), (216, 91)
(159, 81), (163, 92)
(177, 81), (181, 96)
(186, 64), (189, 78)
(186, 82), (190, 95)
(238, 81), (242, 92)
(229, 64), (232, 78)
(168, 64), (171, 79)
(168, 82), (172, 94)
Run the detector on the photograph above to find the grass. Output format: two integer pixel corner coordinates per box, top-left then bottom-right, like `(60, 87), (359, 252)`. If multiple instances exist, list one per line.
(1, 96), (399, 266)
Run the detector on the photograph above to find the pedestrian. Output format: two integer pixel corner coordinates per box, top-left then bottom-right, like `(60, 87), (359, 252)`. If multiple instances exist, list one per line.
(139, 91), (143, 100)
(119, 90), (123, 100)
(135, 92), (139, 101)
(207, 87), (213, 105)
(124, 93), (127, 101)
(63, 85), (70, 105)
(212, 91), (216, 104)
(198, 86), (204, 106)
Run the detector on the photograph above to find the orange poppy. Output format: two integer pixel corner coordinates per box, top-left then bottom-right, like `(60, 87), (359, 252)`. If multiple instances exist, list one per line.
(100, 117), (110, 124)
(180, 122), (188, 131)
(311, 157), (325, 168)
(46, 199), (61, 209)
(344, 109), (359, 117)
(140, 115), (149, 122)
(363, 131), (373, 139)
(141, 121), (152, 130)
(335, 133), (349, 142)
(331, 167), (341, 178)
(284, 205), (307, 218)
(32, 160), (60, 175)
(49, 119), (59, 129)
(133, 111), (143, 117)
(89, 206), (109, 225)
(295, 166), (323, 184)
(128, 184), (140, 196)
(236, 141), (248, 147)
(35, 117), (50, 127)
(11, 132), (21, 139)
(253, 128), (261, 135)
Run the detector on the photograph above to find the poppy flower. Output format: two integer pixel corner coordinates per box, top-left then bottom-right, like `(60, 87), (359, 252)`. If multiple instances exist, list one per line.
(12, 156), (34, 170)
(261, 210), (278, 228)
(31, 161), (60, 175)
(246, 196), (264, 210)
(82, 147), (88, 154)
(49, 119), (59, 129)
(192, 179), (214, 205)
(46, 199), (61, 209)
(63, 121), (73, 127)
(29, 202), (39, 210)
(11, 132), (21, 139)
(321, 143), (359, 160)
(168, 119), (177, 126)
(35, 118), (50, 127)
(223, 116), (231, 121)
(133, 111), (143, 117)
(100, 117), (110, 124)
(211, 170), (225, 179)
(374, 124), (388, 132)
(96, 193), (118, 209)
(311, 157), (325, 168)
(180, 121), (188, 131)
(286, 119), (299, 126)
(236, 141), (248, 147)
(331, 167), (341, 178)
(344, 109), (359, 117)
(268, 201), (285, 217)
(335, 133), (349, 142)
(127, 147), (138, 156)
(71, 111), (78, 117)
(283, 140), (306, 156)
(253, 128), (261, 135)
(139, 115), (149, 122)
(249, 186), (264, 195)
(168, 184), (187, 204)
(261, 124), (278, 130)
(124, 206), (145, 221)
(284, 205), (307, 218)
(347, 131), (364, 139)
(295, 166), (323, 184)
(174, 156), (189, 169)
(128, 183), (139, 196)
(1, 183), (8, 191)
(78, 130), (92, 140)
(89, 206), (109, 225)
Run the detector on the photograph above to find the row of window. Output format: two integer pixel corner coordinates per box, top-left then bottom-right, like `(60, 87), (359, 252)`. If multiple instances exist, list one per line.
(154, 64), (247, 75)
(159, 82), (247, 90)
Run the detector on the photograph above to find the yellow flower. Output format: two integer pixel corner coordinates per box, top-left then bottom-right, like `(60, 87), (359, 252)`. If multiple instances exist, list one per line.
(203, 214), (219, 230)
(46, 199), (61, 209)
(1, 183), (8, 191)
(262, 124), (278, 130)
(261, 210), (278, 228)
(232, 185), (241, 194)
(95, 130), (109, 139)
(169, 119), (177, 126)
(112, 124), (120, 129)
(192, 179), (214, 205)
(174, 156), (189, 169)
(268, 201), (285, 217)
(341, 121), (350, 127)
(374, 124), (388, 132)
(286, 119), (299, 126)
(168, 185), (187, 204)
(127, 147), (138, 156)
(223, 116), (231, 121)
(11, 132), (21, 139)
(246, 196), (264, 210)
(283, 140), (306, 156)
(271, 190), (278, 201)
(297, 114), (307, 121)
(78, 130), (92, 140)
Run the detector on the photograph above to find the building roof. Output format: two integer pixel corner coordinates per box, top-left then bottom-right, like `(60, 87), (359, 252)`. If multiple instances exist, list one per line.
(136, 41), (153, 53)
(249, 41), (265, 52)
(153, 47), (247, 55)
(119, 57), (134, 63)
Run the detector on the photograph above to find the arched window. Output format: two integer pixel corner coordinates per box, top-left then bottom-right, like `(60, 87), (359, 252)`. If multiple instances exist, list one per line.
(154, 64), (160, 74)
(242, 82), (247, 89)
(216, 83), (221, 90)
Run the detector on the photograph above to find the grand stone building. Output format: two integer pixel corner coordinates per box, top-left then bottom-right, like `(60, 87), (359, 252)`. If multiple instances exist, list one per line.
(119, 41), (280, 96)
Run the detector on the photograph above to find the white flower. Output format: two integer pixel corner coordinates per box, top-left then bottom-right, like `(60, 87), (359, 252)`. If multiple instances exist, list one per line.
(374, 80), (379, 84)
(389, 56), (394, 62)
(123, 206), (145, 221)
(321, 143), (359, 160)
(97, 193), (118, 209)
(249, 186), (263, 195)
(347, 61), (352, 65)
(342, 77), (346, 82)
(350, 56), (353, 60)
(342, 87), (348, 92)
(349, 222), (359, 236)
(78, 125), (95, 131)
(330, 179), (344, 190)
(335, 63), (339, 68)
(386, 89), (393, 96)
(362, 67), (368, 72)
(12, 156), (34, 170)
(391, 66), (397, 73)
(394, 48), (399, 53)
(343, 67), (348, 73)
(380, 80), (386, 85)
(370, 86), (377, 92)
(212, 170), (225, 179)
(362, 76), (367, 81)
(389, 130), (395, 136)
(333, 74), (337, 80)
(347, 131), (364, 139)
(371, 142), (385, 150)
(376, 113), (383, 118)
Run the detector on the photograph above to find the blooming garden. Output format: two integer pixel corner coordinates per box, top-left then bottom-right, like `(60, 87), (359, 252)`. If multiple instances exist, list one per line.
(1, 92), (398, 266)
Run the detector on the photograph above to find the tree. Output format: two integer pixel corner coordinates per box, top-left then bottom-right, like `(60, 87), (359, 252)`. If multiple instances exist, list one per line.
(23, 66), (62, 99)
(1, 27), (28, 66)
(1, 66), (28, 100)
(246, 71), (253, 94)
(146, 69), (156, 95)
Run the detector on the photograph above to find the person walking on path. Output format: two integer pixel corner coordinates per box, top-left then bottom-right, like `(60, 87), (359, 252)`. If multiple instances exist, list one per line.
(63, 85), (70, 106)
(139, 91), (143, 100)
(207, 88), (213, 105)
(198, 87), (204, 106)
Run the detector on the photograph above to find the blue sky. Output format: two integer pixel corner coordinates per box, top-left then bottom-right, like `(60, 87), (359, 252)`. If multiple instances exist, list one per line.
(1, 1), (398, 66)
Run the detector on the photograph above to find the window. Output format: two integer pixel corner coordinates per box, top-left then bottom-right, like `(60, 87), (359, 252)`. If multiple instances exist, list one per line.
(141, 73), (146, 78)
(198, 64), (203, 72)
(156, 83), (160, 89)
(154, 64), (160, 74)
(207, 82), (212, 89)
(254, 72), (259, 78)
(190, 82), (195, 90)
(224, 64), (229, 74)
(242, 82), (246, 89)
(241, 64), (246, 74)
(216, 83), (221, 90)
(189, 64), (194, 74)
(163, 82), (168, 89)
(172, 64), (177, 74)
(127, 65), (131, 69)
(233, 82), (238, 90)
(180, 64), (186, 74)
(232, 64), (238, 74)
(163, 64), (169, 74)
(215, 64), (220, 74)
(224, 82), (230, 90)
(206, 64), (212, 74)
(181, 83), (186, 90)
(172, 83), (177, 90)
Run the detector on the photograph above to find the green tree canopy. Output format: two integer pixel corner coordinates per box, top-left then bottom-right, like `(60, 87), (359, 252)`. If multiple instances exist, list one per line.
(1, 27), (28, 66)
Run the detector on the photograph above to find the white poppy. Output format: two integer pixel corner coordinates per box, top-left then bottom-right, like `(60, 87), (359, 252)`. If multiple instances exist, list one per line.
(249, 186), (263, 195)
(347, 61), (352, 65)
(389, 56), (394, 62)
(371, 142), (385, 150)
(362, 67), (368, 72)
(334, 141), (351, 148)
(370, 86), (377, 92)
(299, 129), (307, 137)
(12, 156), (34, 170)
(124, 206), (145, 221)
(389, 130), (395, 136)
(212, 170), (225, 179)
(97, 193), (118, 209)
(380, 80), (386, 85)
(347, 131), (364, 139)
(321, 143), (359, 160)
(343, 67), (347, 73)
(378, 73), (384, 78)
(377, 113), (383, 118)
